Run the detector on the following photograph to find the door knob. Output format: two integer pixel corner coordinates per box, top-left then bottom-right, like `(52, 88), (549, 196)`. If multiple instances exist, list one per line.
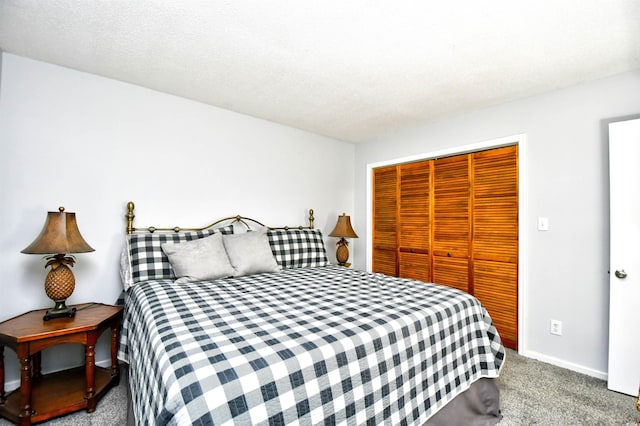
(614, 269), (627, 279)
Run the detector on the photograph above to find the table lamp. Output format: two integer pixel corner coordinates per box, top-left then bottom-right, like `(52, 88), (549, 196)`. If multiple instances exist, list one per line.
(22, 207), (94, 320)
(329, 213), (358, 267)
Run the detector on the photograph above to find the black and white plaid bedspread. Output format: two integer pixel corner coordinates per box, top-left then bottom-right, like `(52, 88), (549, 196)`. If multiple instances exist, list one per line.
(119, 266), (504, 425)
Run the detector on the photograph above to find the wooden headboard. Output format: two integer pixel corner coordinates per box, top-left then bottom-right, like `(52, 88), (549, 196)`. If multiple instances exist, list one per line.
(125, 201), (315, 235)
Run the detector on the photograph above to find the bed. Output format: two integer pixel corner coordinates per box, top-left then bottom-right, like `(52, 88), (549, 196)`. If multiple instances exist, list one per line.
(118, 202), (505, 425)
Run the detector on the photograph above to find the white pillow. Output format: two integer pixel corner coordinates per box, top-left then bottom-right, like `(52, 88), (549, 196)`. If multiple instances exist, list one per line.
(161, 232), (235, 284)
(222, 227), (280, 277)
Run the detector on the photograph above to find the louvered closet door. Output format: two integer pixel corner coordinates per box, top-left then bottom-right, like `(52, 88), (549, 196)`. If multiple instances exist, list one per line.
(398, 160), (431, 281)
(472, 146), (518, 350)
(432, 155), (470, 292)
(372, 166), (398, 276)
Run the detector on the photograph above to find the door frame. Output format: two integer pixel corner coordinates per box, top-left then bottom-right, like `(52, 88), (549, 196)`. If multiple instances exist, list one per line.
(365, 133), (528, 354)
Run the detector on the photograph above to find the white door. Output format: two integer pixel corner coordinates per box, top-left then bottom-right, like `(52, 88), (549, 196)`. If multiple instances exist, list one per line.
(608, 118), (640, 396)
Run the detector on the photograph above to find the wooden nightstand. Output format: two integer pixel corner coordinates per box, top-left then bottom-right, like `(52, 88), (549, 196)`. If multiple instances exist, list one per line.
(0, 303), (123, 425)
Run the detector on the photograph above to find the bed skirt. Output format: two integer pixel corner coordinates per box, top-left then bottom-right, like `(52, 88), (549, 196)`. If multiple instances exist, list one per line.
(425, 378), (501, 425)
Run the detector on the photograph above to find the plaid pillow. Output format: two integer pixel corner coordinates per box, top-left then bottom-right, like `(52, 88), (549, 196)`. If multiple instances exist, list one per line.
(267, 228), (329, 269)
(126, 225), (234, 284)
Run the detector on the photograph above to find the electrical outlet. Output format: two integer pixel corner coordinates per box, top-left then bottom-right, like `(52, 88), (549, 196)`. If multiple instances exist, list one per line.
(550, 319), (562, 336)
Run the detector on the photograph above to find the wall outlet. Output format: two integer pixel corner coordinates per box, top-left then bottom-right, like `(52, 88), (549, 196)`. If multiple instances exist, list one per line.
(550, 319), (563, 336)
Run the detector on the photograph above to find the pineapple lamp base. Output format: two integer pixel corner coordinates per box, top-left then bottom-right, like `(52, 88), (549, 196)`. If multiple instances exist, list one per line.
(43, 256), (77, 321)
(43, 302), (77, 321)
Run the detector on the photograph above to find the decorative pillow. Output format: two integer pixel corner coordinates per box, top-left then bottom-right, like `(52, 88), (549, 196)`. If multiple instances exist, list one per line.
(125, 225), (234, 286)
(267, 228), (329, 269)
(222, 227), (280, 277)
(161, 232), (234, 284)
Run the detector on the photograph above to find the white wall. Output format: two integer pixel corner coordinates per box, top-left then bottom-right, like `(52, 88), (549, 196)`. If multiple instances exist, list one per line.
(0, 53), (355, 385)
(352, 70), (640, 378)
(3, 49), (638, 388)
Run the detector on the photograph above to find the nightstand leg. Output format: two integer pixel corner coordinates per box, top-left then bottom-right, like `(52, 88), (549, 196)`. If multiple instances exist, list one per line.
(0, 345), (4, 404)
(85, 333), (97, 412)
(110, 324), (119, 378)
(17, 346), (32, 425)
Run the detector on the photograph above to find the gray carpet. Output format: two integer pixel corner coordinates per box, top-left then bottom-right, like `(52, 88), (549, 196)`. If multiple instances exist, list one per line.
(1, 349), (638, 425)
(497, 350), (639, 425)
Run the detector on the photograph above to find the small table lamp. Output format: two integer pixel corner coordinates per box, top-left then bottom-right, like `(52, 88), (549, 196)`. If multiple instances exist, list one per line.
(329, 213), (358, 267)
(21, 207), (94, 320)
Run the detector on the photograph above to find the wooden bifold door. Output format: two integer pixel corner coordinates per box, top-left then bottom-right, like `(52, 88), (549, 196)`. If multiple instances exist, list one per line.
(372, 145), (518, 350)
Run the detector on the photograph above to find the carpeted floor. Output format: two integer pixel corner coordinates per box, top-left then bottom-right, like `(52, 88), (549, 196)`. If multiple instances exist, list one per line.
(497, 350), (639, 425)
(1, 349), (638, 425)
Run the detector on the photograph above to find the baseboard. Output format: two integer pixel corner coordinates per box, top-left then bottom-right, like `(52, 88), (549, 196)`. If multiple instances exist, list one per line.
(3, 357), (114, 392)
(520, 349), (608, 380)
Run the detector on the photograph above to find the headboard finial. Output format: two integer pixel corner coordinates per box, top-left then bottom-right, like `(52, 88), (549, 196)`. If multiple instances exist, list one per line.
(309, 209), (315, 229)
(126, 201), (135, 235)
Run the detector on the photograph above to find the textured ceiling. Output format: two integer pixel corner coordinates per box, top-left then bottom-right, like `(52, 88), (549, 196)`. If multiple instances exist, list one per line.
(1, 1), (639, 142)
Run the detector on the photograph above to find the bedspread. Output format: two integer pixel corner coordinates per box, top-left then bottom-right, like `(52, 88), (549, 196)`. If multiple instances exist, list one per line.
(119, 265), (504, 425)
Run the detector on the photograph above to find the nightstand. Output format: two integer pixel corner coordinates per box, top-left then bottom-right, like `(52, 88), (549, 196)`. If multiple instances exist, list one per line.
(0, 303), (123, 426)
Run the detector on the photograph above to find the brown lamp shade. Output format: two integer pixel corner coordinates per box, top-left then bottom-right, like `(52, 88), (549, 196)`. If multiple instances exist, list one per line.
(329, 213), (358, 239)
(22, 207), (94, 254)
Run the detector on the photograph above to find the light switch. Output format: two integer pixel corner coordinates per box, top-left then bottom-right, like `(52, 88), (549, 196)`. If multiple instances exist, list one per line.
(538, 217), (549, 231)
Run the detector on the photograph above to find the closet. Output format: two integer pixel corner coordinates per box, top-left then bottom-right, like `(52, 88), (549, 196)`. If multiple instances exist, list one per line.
(372, 145), (518, 350)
